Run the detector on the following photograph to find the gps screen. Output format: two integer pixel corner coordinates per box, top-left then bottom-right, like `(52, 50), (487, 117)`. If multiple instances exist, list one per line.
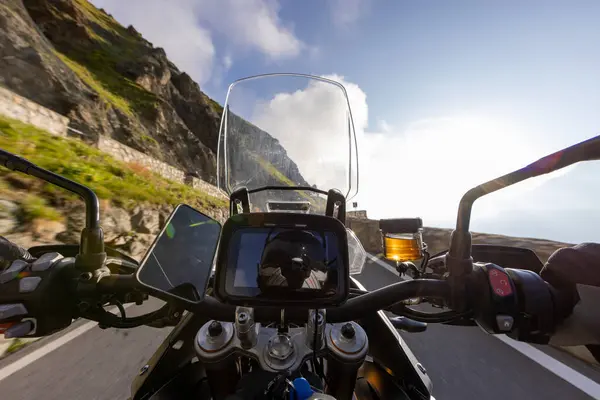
(225, 227), (341, 299)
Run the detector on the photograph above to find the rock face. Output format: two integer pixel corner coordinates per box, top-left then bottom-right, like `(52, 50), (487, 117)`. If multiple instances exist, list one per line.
(0, 199), (226, 261)
(0, 0), (217, 181)
(0, 200), (18, 234)
(0, 0), (305, 188)
(224, 112), (309, 189)
(101, 206), (132, 242)
(131, 207), (160, 234)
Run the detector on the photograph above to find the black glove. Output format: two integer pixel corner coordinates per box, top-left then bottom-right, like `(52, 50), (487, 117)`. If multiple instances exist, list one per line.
(540, 243), (600, 347)
(0, 236), (75, 338)
(0, 236), (36, 270)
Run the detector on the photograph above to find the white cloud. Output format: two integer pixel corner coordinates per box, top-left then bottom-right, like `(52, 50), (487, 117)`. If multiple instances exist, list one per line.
(356, 116), (546, 225)
(92, 0), (303, 85)
(329, 0), (370, 27)
(377, 119), (393, 133)
(196, 0), (303, 60)
(238, 73), (566, 228)
(223, 55), (233, 71)
(250, 76), (357, 192)
(322, 74), (368, 130)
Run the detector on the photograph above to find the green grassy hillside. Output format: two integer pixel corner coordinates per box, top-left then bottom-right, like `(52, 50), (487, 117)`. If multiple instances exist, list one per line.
(0, 115), (226, 223)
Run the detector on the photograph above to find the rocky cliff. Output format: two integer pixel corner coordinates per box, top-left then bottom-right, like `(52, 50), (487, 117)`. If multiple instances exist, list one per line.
(0, 0), (305, 187)
(225, 112), (309, 189)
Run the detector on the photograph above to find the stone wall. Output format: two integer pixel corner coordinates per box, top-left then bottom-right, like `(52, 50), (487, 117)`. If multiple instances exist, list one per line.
(0, 86), (225, 199)
(347, 210), (368, 219)
(0, 86), (69, 136)
(186, 175), (225, 199)
(347, 217), (382, 253)
(347, 210), (383, 253)
(96, 136), (226, 199)
(97, 136), (185, 182)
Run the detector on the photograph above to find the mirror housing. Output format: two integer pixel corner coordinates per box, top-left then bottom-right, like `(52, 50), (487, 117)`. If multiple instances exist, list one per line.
(136, 204), (221, 305)
(451, 134), (600, 260)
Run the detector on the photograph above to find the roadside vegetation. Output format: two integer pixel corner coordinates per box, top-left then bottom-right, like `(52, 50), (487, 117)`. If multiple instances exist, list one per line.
(0, 115), (226, 223)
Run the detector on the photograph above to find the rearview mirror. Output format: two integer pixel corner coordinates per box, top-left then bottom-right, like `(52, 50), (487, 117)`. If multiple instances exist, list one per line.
(136, 204), (221, 304)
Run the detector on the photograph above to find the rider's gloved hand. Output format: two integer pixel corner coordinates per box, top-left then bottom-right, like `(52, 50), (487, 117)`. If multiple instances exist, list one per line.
(539, 243), (600, 347)
(0, 236), (75, 339)
(0, 236), (36, 270)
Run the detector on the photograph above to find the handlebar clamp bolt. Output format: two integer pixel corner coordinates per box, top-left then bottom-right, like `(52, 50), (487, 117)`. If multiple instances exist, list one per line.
(341, 323), (355, 339)
(238, 312), (248, 324)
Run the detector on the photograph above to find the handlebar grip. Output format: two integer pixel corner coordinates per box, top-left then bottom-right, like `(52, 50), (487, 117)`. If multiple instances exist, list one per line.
(468, 263), (559, 343)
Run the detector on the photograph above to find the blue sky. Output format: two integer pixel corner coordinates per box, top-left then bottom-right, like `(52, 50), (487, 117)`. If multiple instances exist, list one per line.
(93, 0), (600, 243)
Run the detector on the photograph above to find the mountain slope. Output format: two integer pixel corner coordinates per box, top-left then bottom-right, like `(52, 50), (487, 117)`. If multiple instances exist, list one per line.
(0, 0), (307, 188)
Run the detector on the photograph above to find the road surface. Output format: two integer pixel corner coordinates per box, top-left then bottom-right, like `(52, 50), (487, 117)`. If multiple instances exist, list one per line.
(0, 256), (599, 399)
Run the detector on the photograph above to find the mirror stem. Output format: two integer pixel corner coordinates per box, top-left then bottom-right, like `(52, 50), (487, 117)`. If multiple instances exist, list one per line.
(0, 150), (105, 268)
(454, 134), (600, 253)
(446, 134), (600, 310)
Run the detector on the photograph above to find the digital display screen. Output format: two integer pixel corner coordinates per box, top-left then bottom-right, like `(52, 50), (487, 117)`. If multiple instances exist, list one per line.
(224, 227), (342, 301)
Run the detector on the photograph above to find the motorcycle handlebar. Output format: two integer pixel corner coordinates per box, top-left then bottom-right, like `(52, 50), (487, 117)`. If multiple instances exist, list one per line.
(96, 274), (141, 294)
(89, 262), (559, 342)
(92, 273), (450, 323)
(192, 279), (451, 323)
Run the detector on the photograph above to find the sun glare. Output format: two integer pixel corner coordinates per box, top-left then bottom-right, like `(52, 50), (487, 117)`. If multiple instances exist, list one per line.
(357, 115), (549, 225)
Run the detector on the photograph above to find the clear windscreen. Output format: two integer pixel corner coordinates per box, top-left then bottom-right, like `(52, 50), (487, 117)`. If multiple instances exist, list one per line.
(217, 74), (358, 214)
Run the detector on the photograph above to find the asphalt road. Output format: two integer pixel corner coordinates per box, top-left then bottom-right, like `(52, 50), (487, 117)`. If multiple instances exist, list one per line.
(0, 257), (600, 399)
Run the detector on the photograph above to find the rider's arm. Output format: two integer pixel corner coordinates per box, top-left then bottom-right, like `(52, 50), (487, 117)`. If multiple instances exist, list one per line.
(540, 243), (600, 346)
(549, 284), (600, 346)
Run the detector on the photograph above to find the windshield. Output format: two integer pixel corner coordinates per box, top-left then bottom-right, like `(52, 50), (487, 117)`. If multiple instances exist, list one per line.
(217, 74), (359, 213)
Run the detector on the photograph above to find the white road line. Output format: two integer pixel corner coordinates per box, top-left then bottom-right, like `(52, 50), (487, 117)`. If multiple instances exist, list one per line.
(366, 253), (600, 399)
(496, 335), (600, 399)
(365, 253), (398, 275)
(0, 304), (134, 383)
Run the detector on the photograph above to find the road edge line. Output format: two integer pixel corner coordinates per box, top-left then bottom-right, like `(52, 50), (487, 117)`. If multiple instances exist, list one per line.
(0, 304), (134, 383)
(496, 334), (600, 399)
(366, 252), (600, 399)
(365, 253), (398, 275)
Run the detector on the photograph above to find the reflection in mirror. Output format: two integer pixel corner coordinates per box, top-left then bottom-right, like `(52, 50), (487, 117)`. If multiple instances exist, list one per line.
(137, 204), (221, 303)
